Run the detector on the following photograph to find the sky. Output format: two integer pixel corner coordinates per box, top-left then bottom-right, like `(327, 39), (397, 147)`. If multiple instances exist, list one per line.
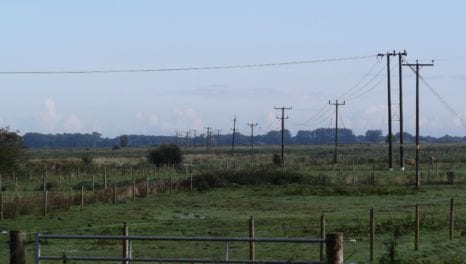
(1, 1), (466, 138)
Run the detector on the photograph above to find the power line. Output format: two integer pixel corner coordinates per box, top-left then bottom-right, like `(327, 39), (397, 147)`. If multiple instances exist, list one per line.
(337, 59), (382, 100)
(299, 105), (332, 124)
(418, 74), (466, 128)
(295, 108), (334, 127)
(404, 60), (466, 128)
(0, 55), (376, 75)
(343, 62), (397, 102)
(340, 65), (386, 101)
(299, 58), (382, 126)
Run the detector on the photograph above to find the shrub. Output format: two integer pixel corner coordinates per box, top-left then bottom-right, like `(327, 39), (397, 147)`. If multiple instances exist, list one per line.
(272, 153), (282, 166)
(147, 144), (183, 167)
(0, 127), (26, 175)
(81, 154), (93, 165)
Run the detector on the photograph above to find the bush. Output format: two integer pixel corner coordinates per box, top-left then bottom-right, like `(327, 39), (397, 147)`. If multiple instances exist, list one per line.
(0, 127), (26, 175)
(81, 153), (93, 165)
(147, 144), (183, 167)
(272, 153), (282, 166)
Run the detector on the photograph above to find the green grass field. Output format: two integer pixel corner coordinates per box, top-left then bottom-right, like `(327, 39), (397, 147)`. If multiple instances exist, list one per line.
(1, 144), (465, 263)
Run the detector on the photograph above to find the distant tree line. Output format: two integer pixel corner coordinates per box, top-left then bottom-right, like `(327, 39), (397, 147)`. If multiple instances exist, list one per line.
(22, 129), (466, 149)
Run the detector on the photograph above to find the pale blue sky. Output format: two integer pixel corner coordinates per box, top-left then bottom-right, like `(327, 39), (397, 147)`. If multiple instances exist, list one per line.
(1, 1), (465, 137)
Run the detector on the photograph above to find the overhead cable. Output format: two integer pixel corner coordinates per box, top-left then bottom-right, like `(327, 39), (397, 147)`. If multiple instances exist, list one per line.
(0, 55), (376, 75)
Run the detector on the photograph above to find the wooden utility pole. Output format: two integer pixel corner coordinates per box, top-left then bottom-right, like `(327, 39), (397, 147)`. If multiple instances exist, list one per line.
(216, 129), (222, 147)
(184, 131), (190, 150)
(397, 50), (408, 170)
(205, 127), (212, 152)
(403, 60), (434, 190)
(275, 106), (292, 167)
(378, 51), (396, 170)
(192, 129), (197, 150)
(231, 116), (237, 153)
(247, 122), (258, 152)
(329, 100), (345, 164)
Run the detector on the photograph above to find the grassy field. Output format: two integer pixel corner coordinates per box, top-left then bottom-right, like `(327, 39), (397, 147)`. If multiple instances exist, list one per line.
(0, 143), (465, 263)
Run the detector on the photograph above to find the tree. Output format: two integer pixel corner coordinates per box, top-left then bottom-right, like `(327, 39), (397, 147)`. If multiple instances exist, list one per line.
(365, 130), (383, 143)
(120, 135), (129, 148)
(0, 127), (26, 175)
(147, 144), (183, 167)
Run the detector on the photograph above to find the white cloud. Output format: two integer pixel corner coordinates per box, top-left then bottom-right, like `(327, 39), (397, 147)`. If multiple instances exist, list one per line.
(453, 117), (464, 128)
(356, 104), (387, 132)
(63, 114), (83, 132)
(174, 108), (204, 130)
(136, 112), (144, 120)
(39, 98), (61, 132)
(148, 114), (159, 126)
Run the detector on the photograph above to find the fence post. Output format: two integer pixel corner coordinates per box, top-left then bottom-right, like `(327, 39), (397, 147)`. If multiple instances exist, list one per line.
(113, 182), (117, 204)
(10, 230), (26, 264)
(122, 222), (129, 264)
(146, 177), (150, 197)
(92, 174), (95, 193)
(104, 167), (107, 190)
(43, 191), (48, 216)
(169, 173), (173, 194)
(370, 208), (375, 262)
(14, 176), (18, 198)
(415, 203), (419, 250)
(0, 192), (4, 221)
(326, 233), (343, 264)
(249, 216), (255, 262)
(449, 198), (454, 240)
(43, 171), (47, 192)
(34, 233), (41, 264)
(80, 186), (84, 209)
(320, 213), (326, 263)
(224, 241), (229, 261)
(132, 171), (136, 201)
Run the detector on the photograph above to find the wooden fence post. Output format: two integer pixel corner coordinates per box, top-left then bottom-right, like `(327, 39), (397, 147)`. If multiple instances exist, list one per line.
(92, 174), (95, 193)
(370, 208), (375, 262)
(113, 182), (117, 204)
(145, 177), (149, 197)
(326, 233), (343, 264)
(449, 198), (454, 240)
(14, 176), (18, 198)
(10, 230), (26, 264)
(122, 222), (129, 264)
(81, 186), (84, 209)
(169, 173), (173, 194)
(132, 171), (136, 201)
(249, 216), (255, 262)
(0, 192), (4, 221)
(43, 171), (47, 192)
(104, 167), (107, 190)
(320, 214), (326, 263)
(43, 191), (48, 216)
(415, 203), (419, 250)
